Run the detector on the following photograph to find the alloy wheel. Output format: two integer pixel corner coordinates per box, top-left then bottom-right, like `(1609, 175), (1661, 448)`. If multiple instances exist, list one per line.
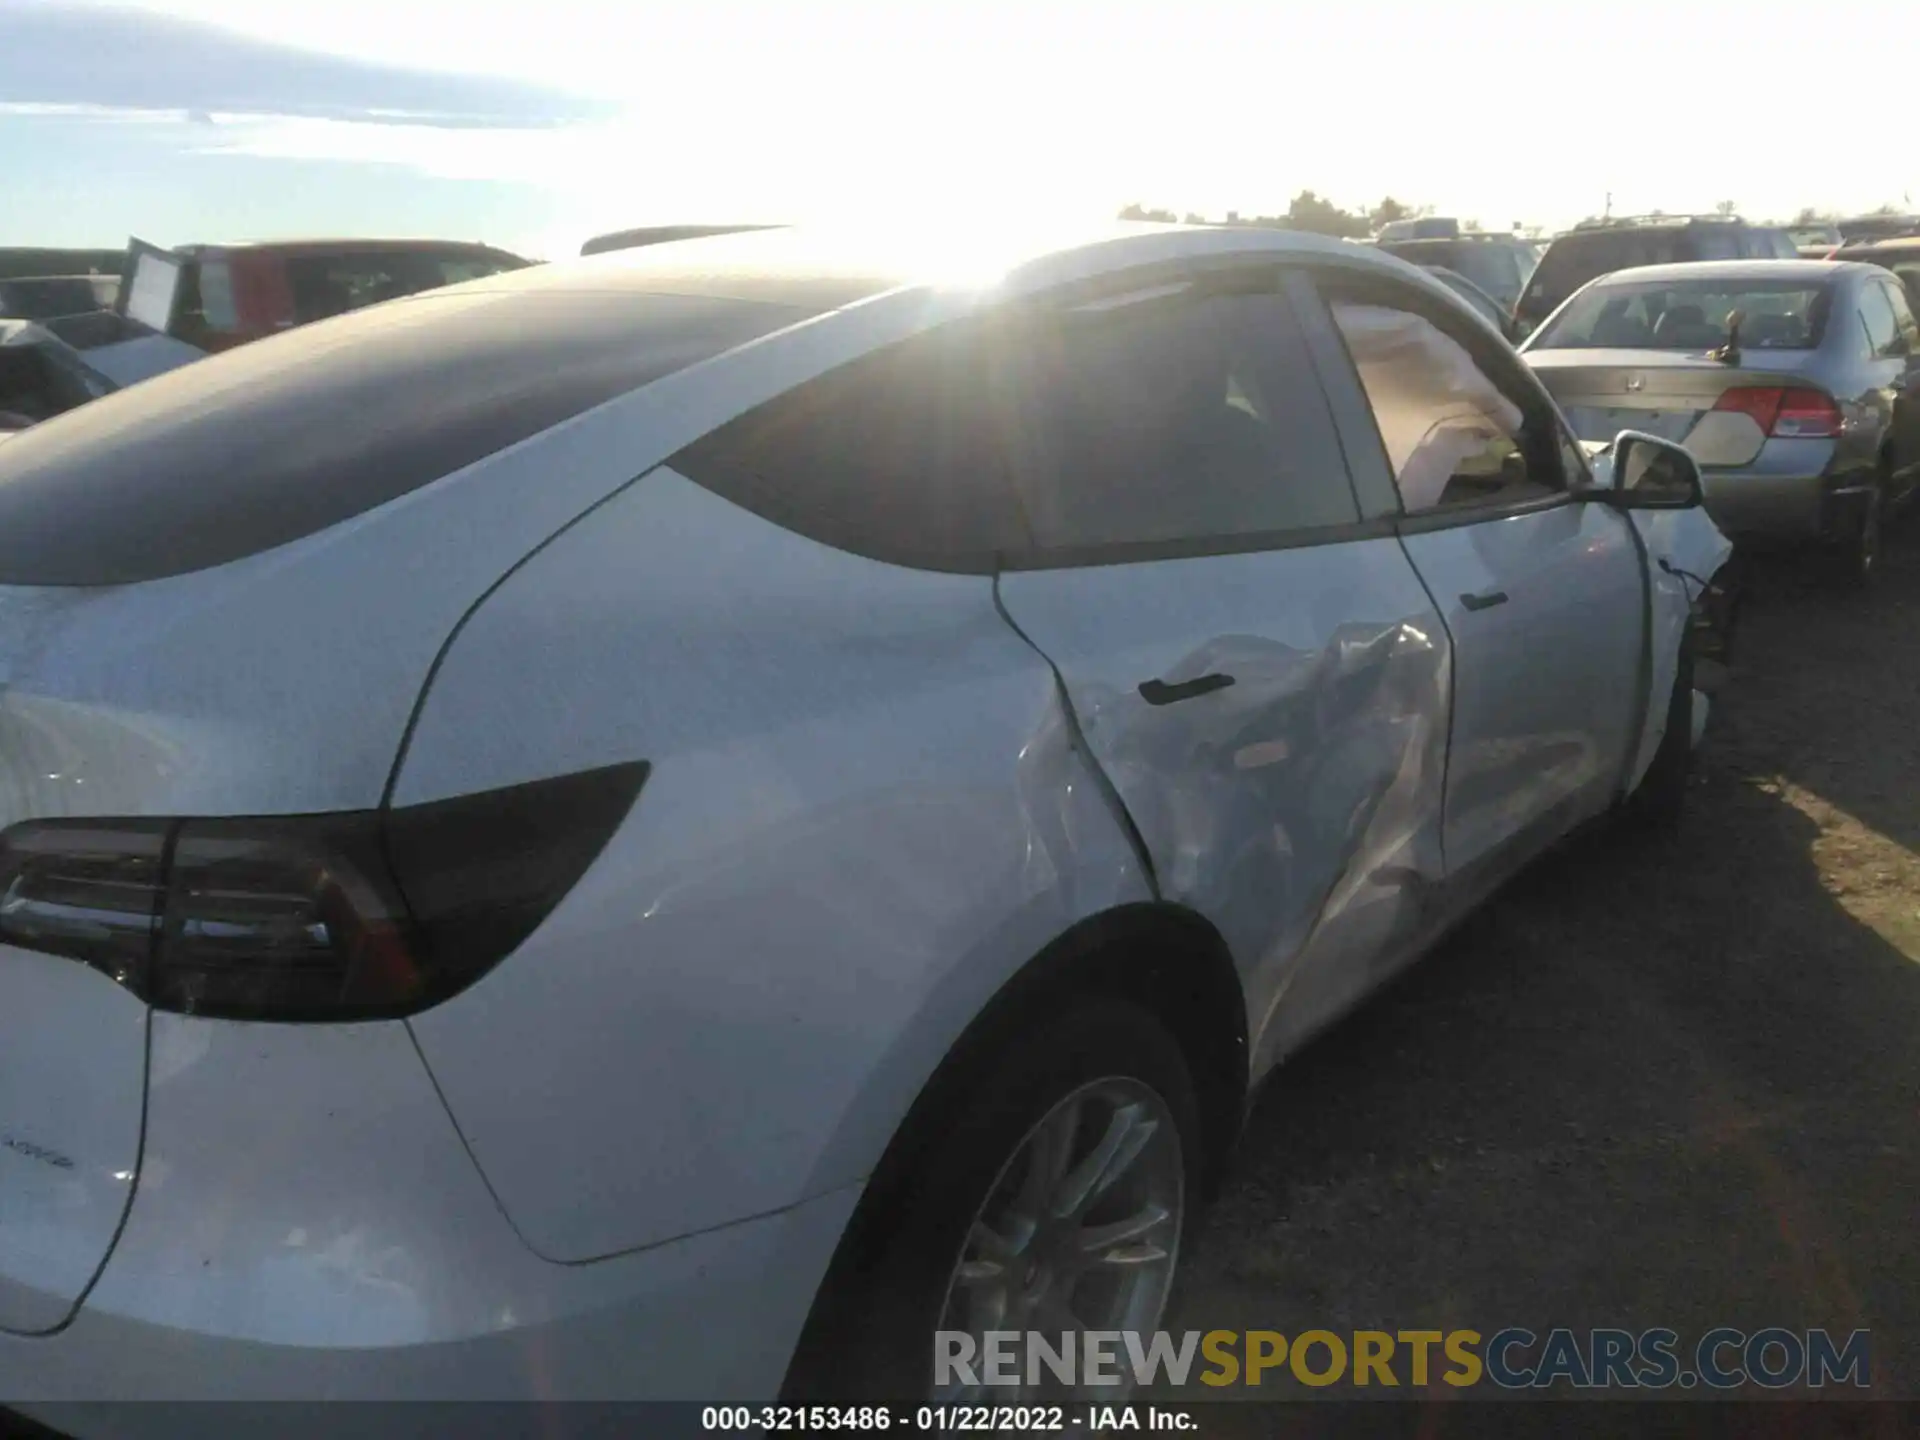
(932, 1075), (1185, 1403)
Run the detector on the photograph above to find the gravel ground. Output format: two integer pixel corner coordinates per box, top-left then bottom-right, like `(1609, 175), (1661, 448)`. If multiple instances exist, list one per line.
(1167, 531), (1920, 1409)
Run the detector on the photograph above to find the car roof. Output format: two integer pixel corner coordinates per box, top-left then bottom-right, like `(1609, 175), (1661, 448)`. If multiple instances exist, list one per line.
(406, 220), (1418, 311)
(1580, 258), (1862, 285)
(0, 222), (1466, 586)
(1848, 237), (1920, 256)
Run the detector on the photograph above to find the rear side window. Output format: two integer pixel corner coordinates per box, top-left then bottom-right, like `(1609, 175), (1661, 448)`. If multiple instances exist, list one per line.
(670, 322), (1032, 570)
(1009, 285), (1360, 550)
(1879, 280), (1919, 354)
(1859, 283), (1902, 357)
(0, 289), (807, 586)
(676, 278), (1362, 567)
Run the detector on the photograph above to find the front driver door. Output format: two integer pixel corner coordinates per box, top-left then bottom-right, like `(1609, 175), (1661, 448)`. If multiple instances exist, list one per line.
(1314, 276), (1647, 887)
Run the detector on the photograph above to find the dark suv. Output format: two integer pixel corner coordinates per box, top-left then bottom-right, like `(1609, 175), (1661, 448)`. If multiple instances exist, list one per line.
(1371, 218), (1541, 315)
(1515, 216), (1798, 335)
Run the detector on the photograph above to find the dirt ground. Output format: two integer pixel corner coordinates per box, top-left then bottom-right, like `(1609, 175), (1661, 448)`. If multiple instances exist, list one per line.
(1167, 531), (1920, 1407)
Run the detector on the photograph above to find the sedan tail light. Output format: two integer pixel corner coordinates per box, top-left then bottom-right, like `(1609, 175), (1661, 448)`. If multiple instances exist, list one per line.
(0, 763), (648, 1021)
(1712, 386), (1843, 439)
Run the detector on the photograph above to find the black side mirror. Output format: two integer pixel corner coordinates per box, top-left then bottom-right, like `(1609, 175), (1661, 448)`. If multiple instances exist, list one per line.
(1601, 430), (1704, 510)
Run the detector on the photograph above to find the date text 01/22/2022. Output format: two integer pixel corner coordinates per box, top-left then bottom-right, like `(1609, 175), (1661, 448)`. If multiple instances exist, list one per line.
(701, 1406), (1197, 1431)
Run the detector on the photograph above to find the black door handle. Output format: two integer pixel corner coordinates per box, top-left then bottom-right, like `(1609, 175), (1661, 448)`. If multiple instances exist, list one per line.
(1139, 673), (1236, 706)
(1460, 590), (1510, 612)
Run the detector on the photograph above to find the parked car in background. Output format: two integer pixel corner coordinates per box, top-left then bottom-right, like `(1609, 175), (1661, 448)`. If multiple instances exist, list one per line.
(0, 314), (203, 432)
(0, 223), (1724, 1431)
(1420, 264), (1526, 342)
(1523, 259), (1920, 584)
(0, 247), (123, 282)
(116, 235), (530, 352)
(1842, 237), (1920, 313)
(1784, 221), (1844, 257)
(581, 223), (783, 256)
(1515, 216), (1800, 337)
(1837, 213), (1920, 245)
(0, 274), (118, 322)
(0, 318), (115, 430)
(1371, 218), (1540, 316)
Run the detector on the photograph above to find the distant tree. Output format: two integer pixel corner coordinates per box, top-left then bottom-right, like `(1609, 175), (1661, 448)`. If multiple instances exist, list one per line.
(1369, 196), (1416, 230)
(1182, 212), (1208, 226)
(1285, 190), (1370, 239)
(1117, 202), (1178, 223)
(1714, 199), (1739, 217)
(1462, 218), (1483, 231)
(1792, 206), (1833, 225)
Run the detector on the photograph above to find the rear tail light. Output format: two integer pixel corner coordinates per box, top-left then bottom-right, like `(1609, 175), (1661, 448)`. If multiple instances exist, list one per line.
(0, 762), (648, 1021)
(1772, 388), (1846, 438)
(1712, 386), (1842, 439)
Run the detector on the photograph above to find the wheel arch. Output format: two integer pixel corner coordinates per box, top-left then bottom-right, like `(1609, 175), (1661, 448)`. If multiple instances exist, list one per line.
(781, 900), (1247, 1398)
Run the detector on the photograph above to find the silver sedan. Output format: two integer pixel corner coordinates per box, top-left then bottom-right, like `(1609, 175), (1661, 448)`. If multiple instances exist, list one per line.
(1523, 259), (1920, 584)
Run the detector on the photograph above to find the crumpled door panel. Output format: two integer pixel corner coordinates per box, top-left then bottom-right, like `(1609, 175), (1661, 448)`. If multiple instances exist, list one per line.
(996, 537), (1451, 1080)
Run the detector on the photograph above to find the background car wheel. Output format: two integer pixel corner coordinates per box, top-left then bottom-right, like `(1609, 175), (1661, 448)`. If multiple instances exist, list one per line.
(1832, 482), (1884, 589)
(1624, 641), (1695, 830)
(784, 996), (1203, 1403)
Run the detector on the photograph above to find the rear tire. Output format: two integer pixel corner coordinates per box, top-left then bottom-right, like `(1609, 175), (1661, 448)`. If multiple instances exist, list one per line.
(783, 997), (1203, 1403)
(1624, 641), (1694, 830)
(1831, 480), (1884, 590)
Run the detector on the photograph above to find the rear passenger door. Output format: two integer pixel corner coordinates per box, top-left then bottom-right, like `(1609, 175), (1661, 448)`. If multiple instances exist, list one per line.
(992, 267), (1453, 1070)
(1305, 268), (1647, 889)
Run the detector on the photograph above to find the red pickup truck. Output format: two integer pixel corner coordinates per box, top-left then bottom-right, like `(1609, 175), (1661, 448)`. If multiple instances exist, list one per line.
(120, 236), (531, 351)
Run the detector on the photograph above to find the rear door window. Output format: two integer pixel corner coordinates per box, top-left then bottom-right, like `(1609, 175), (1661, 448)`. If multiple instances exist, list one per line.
(1860, 282), (1902, 357)
(677, 274), (1363, 567)
(1880, 279), (1919, 354)
(1008, 282), (1361, 550)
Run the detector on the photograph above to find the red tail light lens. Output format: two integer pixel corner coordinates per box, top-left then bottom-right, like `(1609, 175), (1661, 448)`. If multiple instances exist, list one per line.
(0, 762), (648, 1021)
(1773, 388), (1844, 438)
(1710, 386), (1784, 433)
(1712, 386), (1841, 439)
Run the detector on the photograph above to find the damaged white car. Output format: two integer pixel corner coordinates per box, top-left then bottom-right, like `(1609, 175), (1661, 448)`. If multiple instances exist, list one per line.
(0, 225), (1728, 1431)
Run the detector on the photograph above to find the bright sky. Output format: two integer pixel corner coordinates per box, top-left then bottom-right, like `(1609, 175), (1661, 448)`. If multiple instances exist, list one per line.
(5, 0), (1916, 259)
